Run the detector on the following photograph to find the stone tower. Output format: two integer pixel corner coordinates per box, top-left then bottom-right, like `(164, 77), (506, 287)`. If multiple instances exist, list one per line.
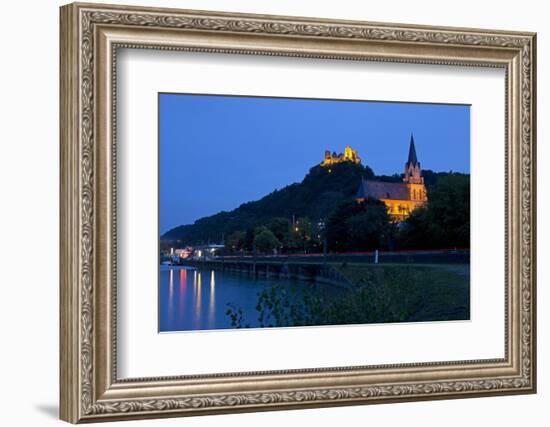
(344, 145), (360, 163)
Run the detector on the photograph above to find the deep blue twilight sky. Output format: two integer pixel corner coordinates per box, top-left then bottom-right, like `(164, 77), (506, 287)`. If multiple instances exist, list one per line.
(159, 94), (470, 233)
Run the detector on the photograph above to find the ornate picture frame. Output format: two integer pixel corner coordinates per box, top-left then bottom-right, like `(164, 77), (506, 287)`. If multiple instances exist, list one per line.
(60, 2), (536, 423)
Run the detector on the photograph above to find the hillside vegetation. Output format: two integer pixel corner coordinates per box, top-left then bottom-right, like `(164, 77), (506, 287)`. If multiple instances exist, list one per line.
(162, 160), (469, 252)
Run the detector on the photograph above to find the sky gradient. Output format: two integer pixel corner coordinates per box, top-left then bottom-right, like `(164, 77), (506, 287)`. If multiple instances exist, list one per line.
(159, 93), (470, 233)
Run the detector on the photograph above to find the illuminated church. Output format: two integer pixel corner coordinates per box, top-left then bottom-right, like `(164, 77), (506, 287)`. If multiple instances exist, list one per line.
(355, 135), (428, 221)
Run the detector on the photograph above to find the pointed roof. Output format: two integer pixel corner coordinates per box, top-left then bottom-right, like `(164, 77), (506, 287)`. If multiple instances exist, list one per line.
(407, 134), (418, 166)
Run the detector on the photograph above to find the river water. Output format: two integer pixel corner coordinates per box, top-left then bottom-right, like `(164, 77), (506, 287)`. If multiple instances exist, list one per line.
(159, 265), (338, 332)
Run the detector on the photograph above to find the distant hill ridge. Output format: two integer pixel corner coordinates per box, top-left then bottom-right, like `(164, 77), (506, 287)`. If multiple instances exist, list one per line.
(161, 158), (466, 245)
(162, 160), (371, 243)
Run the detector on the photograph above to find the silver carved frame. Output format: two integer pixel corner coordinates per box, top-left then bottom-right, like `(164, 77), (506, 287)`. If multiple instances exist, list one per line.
(59, 2), (537, 423)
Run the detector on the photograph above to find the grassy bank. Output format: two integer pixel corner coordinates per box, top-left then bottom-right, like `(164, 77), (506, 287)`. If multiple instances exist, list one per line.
(333, 263), (470, 322)
(226, 262), (470, 328)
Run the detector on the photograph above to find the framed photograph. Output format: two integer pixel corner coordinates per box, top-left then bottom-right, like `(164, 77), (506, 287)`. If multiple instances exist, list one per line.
(60, 2), (537, 423)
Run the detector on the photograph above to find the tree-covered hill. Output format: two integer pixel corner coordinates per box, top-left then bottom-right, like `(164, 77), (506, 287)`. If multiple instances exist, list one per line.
(162, 161), (374, 244)
(162, 158), (470, 253)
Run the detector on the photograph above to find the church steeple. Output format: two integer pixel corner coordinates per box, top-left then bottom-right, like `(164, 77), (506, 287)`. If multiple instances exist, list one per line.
(407, 134), (418, 166)
(403, 133), (423, 184)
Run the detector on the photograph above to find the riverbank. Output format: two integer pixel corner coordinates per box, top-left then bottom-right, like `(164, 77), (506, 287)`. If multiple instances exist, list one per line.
(334, 263), (470, 322)
(181, 258), (353, 289)
(160, 261), (470, 330)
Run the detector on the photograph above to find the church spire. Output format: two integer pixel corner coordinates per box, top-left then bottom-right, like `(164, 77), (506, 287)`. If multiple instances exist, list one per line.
(403, 133), (423, 184)
(407, 133), (418, 166)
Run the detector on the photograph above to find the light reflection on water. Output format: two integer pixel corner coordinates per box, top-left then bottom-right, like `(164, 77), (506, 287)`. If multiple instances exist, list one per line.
(178, 269), (186, 325)
(209, 270), (216, 326)
(168, 269), (174, 325)
(158, 265), (334, 332)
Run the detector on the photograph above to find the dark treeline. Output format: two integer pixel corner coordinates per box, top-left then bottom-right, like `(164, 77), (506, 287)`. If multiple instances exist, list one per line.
(326, 173), (469, 251)
(161, 161), (469, 253)
(399, 173), (470, 249)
